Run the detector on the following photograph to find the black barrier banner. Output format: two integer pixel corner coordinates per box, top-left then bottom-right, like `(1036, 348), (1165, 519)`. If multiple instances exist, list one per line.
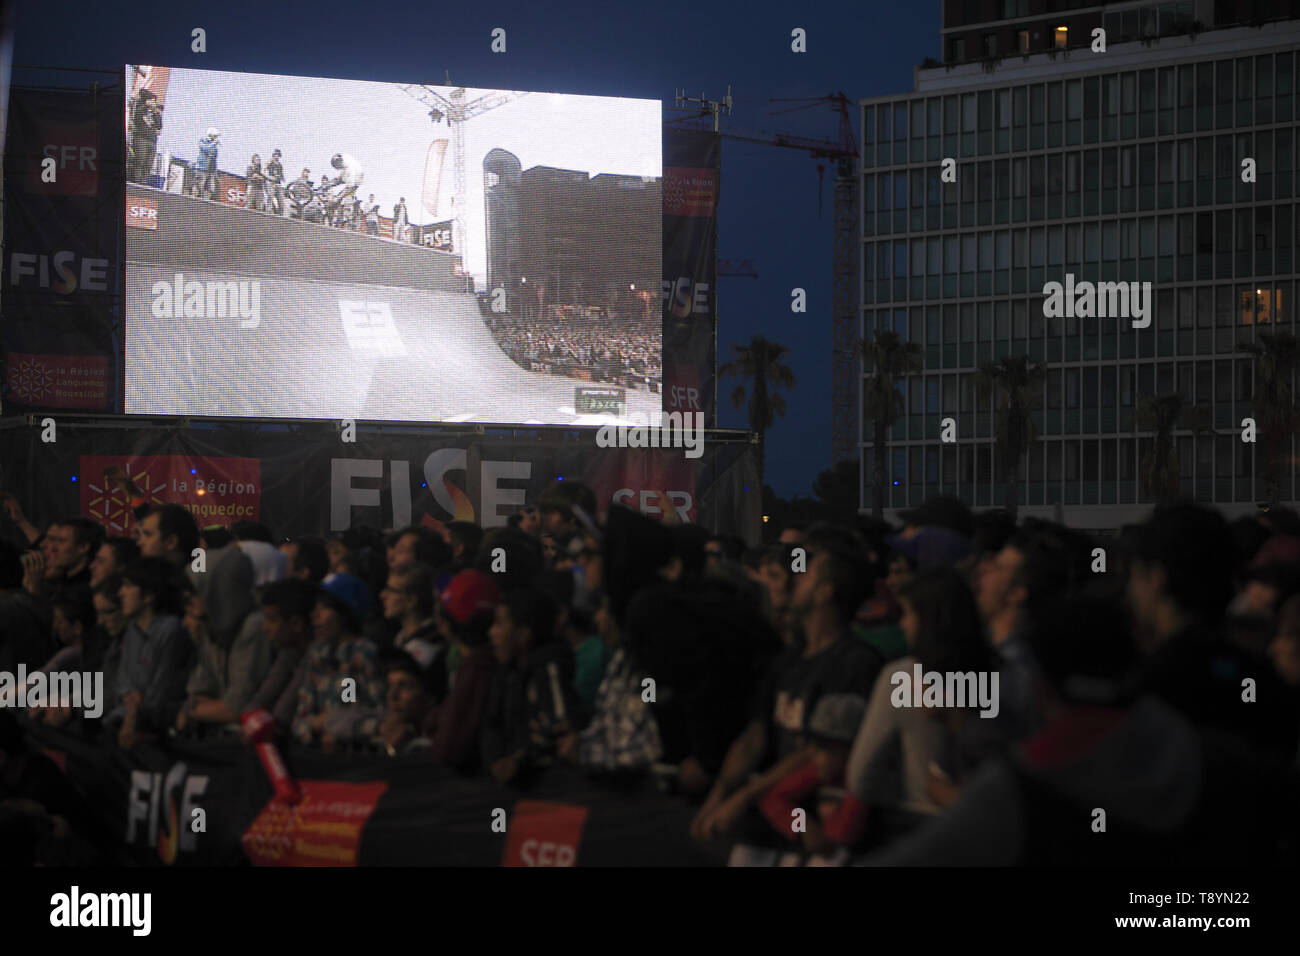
(0, 418), (761, 541)
(661, 127), (718, 428)
(22, 721), (715, 866)
(1, 88), (125, 415)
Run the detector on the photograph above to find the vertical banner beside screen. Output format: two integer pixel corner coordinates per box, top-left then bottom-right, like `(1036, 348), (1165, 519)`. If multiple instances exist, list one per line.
(661, 127), (718, 428)
(1, 88), (124, 415)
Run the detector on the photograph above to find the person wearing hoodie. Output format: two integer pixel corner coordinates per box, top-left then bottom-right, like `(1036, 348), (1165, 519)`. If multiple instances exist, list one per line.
(192, 127), (220, 200)
(480, 586), (581, 784)
(863, 590), (1300, 865)
(423, 569), (502, 773)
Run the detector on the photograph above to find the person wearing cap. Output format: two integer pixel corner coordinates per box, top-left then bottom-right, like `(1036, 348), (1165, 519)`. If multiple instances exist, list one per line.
(290, 573), (383, 749)
(481, 587), (581, 784)
(759, 693), (869, 856)
(537, 480), (599, 538)
(371, 645), (442, 755)
(193, 127), (221, 201)
(423, 569), (503, 772)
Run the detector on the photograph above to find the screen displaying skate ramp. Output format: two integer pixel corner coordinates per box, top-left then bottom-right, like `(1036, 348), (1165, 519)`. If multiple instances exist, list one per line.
(122, 65), (663, 425)
(125, 265), (662, 424)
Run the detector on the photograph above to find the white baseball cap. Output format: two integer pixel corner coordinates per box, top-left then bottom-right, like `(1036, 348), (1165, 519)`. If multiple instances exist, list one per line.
(207, 127), (220, 138)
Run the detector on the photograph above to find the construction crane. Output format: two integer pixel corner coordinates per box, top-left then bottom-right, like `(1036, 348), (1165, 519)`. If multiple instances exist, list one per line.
(668, 92), (860, 467)
(397, 81), (528, 265)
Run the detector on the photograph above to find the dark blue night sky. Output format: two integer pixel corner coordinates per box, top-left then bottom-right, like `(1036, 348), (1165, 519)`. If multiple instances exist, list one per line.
(13, 0), (936, 497)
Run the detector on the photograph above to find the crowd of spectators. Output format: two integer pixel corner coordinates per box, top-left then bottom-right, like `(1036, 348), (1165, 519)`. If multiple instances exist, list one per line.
(2, 482), (1299, 865)
(485, 314), (662, 391)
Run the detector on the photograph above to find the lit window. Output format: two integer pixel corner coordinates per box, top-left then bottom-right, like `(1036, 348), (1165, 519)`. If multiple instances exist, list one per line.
(1017, 30), (1030, 53)
(1054, 25), (1069, 49)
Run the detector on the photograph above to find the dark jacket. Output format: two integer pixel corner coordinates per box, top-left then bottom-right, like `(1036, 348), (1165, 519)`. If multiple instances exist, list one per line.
(424, 644), (497, 773)
(479, 641), (580, 774)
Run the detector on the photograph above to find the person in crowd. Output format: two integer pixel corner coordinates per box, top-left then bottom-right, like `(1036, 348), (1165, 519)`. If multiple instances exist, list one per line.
(33, 518), (103, 602)
(177, 583), (273, 732)
(90, 536), (139, 589)
(393, 197), (408, 242)
(516, 506), (542, 538)
(759, 693), (868, 857)
(231, 521), (288, 586)
(244, 154), (269, 213)
(446, 521), (484, 564)
(846, 566), (996, 836)
(424, 570), (502, 773)
(481, 587), (581, 784)
(127, 89), (162, 184)
(281, 535), (329, 583)
(374, 646), (442, 755)
(0, 494), (42, 549)
(192, 127), (221, 200)
(864, 591), (1300, 865)
(286, 167), (315, 219)
(389, 525), (453, 570)
(187, 524), (256, 656)
(474, 528), (543, 593)
(379, 561), (443, 656)
(1129, 502), (1299, 758)
(691, 525), (884, 842)
(538, 481), (599, 538)
(291, 574), (383, 748)
(265, 149), (286, 215)
(244, 578), (318, 731)
(365, 195), (380, 235)
(110, 557), (193, 749)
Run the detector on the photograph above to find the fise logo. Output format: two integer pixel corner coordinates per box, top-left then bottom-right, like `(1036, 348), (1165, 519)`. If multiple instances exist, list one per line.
(663, 276), (710, 319)
(125, 762), (209, 864)
(7, 252), (111, 294)
(127, 198), (159, 230)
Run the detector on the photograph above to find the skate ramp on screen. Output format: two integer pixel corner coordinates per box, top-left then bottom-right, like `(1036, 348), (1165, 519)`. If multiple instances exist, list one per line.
(124, 265), (661, 425)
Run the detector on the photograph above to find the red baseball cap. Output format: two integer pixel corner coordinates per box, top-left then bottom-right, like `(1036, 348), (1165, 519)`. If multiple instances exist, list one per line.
(439, 569), (502, 624)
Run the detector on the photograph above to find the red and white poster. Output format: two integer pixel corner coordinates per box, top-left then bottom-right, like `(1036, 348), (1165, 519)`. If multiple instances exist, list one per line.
(126, 196), (159, 230)
(662, 166), (717, 218)
(502, 800), (589, 867)
(585, 448), (697, 523)
(7, 353), (109, 408)
(79, 454), (262, 534)
(242, 780), (389, 867)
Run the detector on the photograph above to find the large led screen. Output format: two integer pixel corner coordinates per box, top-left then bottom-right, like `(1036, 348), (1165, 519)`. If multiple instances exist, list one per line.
(123, 65), (662, 425)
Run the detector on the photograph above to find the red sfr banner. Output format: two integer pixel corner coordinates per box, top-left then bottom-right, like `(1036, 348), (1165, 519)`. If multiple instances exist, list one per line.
(79, 454), (262, 534)
(502, 800), (589, 866)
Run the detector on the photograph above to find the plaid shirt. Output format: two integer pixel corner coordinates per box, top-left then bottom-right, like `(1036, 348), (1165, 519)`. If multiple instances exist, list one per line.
(577, 647), (663, 770)
(291, 637), (384, 744)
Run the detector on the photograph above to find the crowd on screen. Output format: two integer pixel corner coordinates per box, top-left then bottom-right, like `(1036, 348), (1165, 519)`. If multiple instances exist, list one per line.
(2, 482), (1299, 865)
(485, 314), (662, 391)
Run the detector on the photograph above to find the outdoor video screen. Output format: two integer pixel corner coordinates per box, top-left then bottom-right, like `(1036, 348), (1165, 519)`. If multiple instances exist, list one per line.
(123, 65), (662, 425)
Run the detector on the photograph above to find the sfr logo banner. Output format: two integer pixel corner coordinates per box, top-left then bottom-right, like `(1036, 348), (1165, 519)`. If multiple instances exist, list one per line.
(502, 800), (588, 866)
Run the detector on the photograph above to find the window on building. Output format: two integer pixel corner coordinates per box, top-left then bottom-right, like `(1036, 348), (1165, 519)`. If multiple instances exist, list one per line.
(1017, 30), (1030, 53)
(950, 37), (966, 64)
(1054, 26), (1069, 50)
(984, 34), (997, 58)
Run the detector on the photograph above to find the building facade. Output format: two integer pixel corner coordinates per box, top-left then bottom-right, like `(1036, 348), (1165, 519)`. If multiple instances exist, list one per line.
(859, 7), (1300, 528)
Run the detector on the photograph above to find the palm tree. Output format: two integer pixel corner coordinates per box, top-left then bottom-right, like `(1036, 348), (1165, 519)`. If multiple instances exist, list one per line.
(975, 354), (1048, 521)
(1239, 331), (1300, 507)
(1137, 393), (1210, 504)
(719, 335), (796, 488)
(861, 330), (923, 519)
